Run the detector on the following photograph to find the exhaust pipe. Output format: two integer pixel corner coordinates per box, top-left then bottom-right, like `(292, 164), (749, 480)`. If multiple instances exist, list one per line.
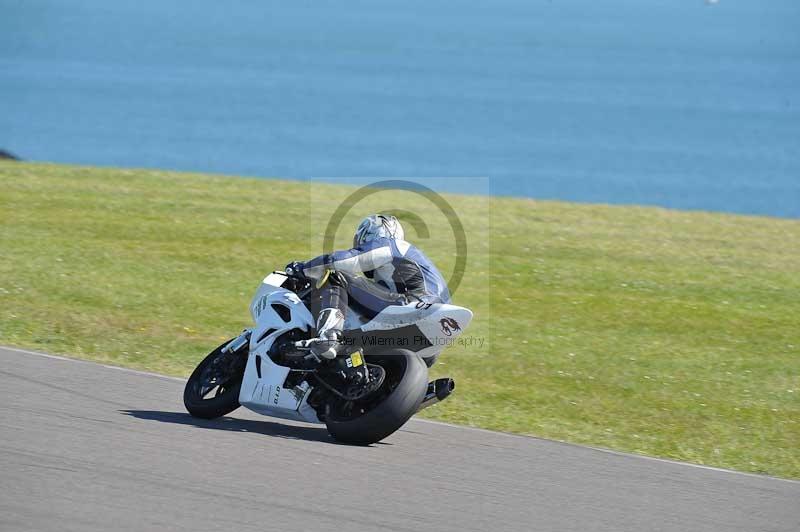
(417, 378), (455, 412)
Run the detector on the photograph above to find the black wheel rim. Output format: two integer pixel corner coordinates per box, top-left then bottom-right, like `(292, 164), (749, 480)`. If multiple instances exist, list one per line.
(327, 356), (405, 422)
(190, 349), (243, 402)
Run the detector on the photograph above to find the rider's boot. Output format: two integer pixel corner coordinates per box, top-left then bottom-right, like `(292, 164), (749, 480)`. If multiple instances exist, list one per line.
(308, 307), (345, 360)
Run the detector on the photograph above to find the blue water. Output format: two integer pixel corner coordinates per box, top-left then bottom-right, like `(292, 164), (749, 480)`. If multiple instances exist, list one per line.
(2, 0), (799, 217)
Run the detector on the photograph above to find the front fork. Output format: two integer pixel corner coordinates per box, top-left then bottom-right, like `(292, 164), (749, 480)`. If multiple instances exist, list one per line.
(222, 329), (251, 355)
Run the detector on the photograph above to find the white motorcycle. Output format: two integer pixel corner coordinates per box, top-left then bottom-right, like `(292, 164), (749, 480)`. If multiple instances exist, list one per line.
(184, 270), (472, 444)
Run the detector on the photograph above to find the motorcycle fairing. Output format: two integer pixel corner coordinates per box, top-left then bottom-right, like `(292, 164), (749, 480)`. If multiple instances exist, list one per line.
(240, 275), (321, 423)
(356, 303), (473, 360)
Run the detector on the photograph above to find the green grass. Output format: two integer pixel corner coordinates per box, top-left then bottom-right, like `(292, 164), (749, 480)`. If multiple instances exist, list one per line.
(2, 162), (798, 478)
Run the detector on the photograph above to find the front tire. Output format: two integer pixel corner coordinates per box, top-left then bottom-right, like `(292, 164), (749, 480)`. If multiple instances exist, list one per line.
(184, 340), (246, 419)
(325, 349), (428, 445)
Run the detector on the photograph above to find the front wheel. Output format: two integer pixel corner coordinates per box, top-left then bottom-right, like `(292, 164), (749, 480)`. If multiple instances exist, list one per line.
(184, 339), (246, 419)
(324, 349), (428, 445)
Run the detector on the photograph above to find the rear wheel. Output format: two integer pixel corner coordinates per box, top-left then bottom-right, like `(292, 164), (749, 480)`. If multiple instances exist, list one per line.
(324, 349), (428, 445)
(184, 340), (246, 419)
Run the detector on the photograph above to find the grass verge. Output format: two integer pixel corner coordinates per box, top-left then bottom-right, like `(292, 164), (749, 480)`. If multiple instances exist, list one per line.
(1, 162), (798, 478)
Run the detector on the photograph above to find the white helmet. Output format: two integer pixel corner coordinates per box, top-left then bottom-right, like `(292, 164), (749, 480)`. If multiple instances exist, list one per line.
(353, 214), (405, 247)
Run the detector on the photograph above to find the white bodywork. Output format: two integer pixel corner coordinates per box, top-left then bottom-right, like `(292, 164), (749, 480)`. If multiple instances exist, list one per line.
(238, 272), (473, 424)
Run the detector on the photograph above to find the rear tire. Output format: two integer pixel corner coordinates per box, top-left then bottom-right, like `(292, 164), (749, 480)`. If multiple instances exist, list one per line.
(325, 349), (428, 445)
(184, 340), (245, 419)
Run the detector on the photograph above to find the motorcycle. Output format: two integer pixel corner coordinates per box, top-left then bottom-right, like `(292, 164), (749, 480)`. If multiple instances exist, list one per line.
(183, 270), (473, 444)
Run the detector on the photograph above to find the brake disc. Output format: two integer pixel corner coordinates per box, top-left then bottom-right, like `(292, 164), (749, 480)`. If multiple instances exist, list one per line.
(342, 364), (386, 401)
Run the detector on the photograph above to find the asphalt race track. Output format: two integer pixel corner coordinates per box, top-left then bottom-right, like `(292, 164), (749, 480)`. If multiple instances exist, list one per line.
(1, 346), (798, 532)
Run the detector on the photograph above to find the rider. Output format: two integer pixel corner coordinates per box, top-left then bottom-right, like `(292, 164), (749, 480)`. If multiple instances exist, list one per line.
(286, 214), (450, 361)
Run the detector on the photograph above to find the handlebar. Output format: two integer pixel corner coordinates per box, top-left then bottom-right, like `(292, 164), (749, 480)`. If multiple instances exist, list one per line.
(274, 270), (312, 297)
